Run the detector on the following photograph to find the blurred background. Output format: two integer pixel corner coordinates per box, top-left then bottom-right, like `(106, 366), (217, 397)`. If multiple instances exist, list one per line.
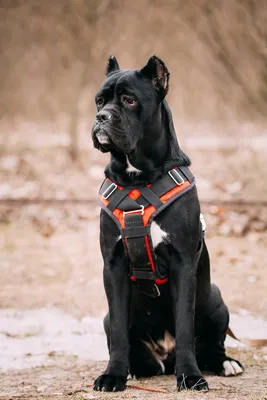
(0, 1), (267, 397)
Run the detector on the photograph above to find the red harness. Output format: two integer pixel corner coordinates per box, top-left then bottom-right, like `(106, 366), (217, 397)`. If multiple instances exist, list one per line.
(98, 166), (195, 297)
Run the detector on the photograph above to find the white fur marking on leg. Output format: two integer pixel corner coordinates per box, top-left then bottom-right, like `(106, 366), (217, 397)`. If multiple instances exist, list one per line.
(143, 331), (174, 375)
(157, 330), (175, 354)
(150, 221), (168, 248)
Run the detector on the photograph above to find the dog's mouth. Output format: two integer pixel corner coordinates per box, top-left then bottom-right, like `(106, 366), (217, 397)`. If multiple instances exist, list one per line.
(96, 131), (110, 145)
(92, 124), (135, 154)
(92, 126), (114, 153)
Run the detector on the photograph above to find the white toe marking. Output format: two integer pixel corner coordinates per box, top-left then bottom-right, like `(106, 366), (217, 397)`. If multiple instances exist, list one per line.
(223, 360), (235, 376)
(223, 360), (243, 376)
(231, 361), (244, 375)
(126, 156), (142, 173)
(150, 221), (168, 248)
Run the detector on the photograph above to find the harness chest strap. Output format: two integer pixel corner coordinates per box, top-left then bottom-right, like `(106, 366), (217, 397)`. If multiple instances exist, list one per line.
(98, 167), (196, 297)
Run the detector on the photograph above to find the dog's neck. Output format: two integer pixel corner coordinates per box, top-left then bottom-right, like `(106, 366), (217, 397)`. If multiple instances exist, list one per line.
(104, 103), (189, 186)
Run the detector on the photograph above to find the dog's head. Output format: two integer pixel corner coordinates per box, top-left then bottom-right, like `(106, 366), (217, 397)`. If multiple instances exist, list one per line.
(91, 56), (170, 154)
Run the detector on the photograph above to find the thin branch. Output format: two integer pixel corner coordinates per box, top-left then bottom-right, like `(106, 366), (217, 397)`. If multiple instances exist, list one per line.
(87, 383), (167, 393)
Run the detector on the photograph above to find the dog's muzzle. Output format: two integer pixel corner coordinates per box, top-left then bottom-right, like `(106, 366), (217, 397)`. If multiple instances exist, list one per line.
(94, 110), (113, 145)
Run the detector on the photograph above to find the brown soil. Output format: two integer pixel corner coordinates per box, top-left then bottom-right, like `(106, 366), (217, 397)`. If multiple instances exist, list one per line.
(1, 351), (267, 400)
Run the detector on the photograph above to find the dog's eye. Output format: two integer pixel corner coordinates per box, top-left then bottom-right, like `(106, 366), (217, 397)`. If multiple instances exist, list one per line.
(96, 97), (104, 106)
(122, 96), (136, 106)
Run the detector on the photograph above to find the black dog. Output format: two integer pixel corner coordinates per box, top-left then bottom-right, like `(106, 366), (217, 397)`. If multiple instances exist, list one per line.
(91, 55), (244, 391)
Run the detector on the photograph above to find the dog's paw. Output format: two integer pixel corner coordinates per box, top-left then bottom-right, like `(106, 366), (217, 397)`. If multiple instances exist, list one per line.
(93, 374), (127, 392)
(177, 374), (209, 391)
(222, 359), (244, 377)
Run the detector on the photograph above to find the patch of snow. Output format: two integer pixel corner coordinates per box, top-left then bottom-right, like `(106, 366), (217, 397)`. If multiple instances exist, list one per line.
(0, 308), (108, 370)
(0, 308), (266, 371)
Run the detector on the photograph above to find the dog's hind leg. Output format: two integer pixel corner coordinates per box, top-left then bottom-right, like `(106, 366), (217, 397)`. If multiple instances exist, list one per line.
(196, 284), (244, 376)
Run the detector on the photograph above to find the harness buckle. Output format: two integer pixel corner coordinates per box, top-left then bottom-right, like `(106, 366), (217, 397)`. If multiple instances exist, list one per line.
(168, 169), (185, 185)
(123, 205), (144, 216)
(102, 182), (118, 199)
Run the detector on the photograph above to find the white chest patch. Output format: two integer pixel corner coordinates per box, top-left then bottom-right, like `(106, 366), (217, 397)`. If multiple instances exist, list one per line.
(126, 156), (142, 174)
(150, 221), (168, 248)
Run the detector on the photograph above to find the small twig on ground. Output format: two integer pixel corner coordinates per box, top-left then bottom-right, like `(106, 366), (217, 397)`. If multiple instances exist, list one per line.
(66, 388), (88, 395)
(127, 384), (167, 393)
(87, 383), (167, 393)
(219, 381), (238, 391)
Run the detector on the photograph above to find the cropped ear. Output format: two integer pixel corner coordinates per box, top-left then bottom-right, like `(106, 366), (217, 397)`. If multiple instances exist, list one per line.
(106, 56), (120, 76)
(140, 56), (170, 98)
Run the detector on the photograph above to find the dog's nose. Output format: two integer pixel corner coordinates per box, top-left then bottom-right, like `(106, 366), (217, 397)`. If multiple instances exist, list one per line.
(96, 110), (112, 122)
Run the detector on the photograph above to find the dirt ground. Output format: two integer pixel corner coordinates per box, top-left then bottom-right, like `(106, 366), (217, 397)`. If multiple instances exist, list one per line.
(1, 142), (267, 399)
(1, 350), (267, 400)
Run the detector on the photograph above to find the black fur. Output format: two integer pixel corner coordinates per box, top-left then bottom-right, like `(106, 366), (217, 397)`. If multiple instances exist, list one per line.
(91, 56), (244, 392)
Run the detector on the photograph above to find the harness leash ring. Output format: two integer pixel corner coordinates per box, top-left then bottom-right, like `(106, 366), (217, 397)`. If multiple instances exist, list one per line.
(123, 205), (144, 216)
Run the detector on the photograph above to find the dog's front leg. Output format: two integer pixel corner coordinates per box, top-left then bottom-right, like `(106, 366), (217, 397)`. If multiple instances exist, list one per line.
(170, 253), (209, 391)
(93, 248), (131, 392)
